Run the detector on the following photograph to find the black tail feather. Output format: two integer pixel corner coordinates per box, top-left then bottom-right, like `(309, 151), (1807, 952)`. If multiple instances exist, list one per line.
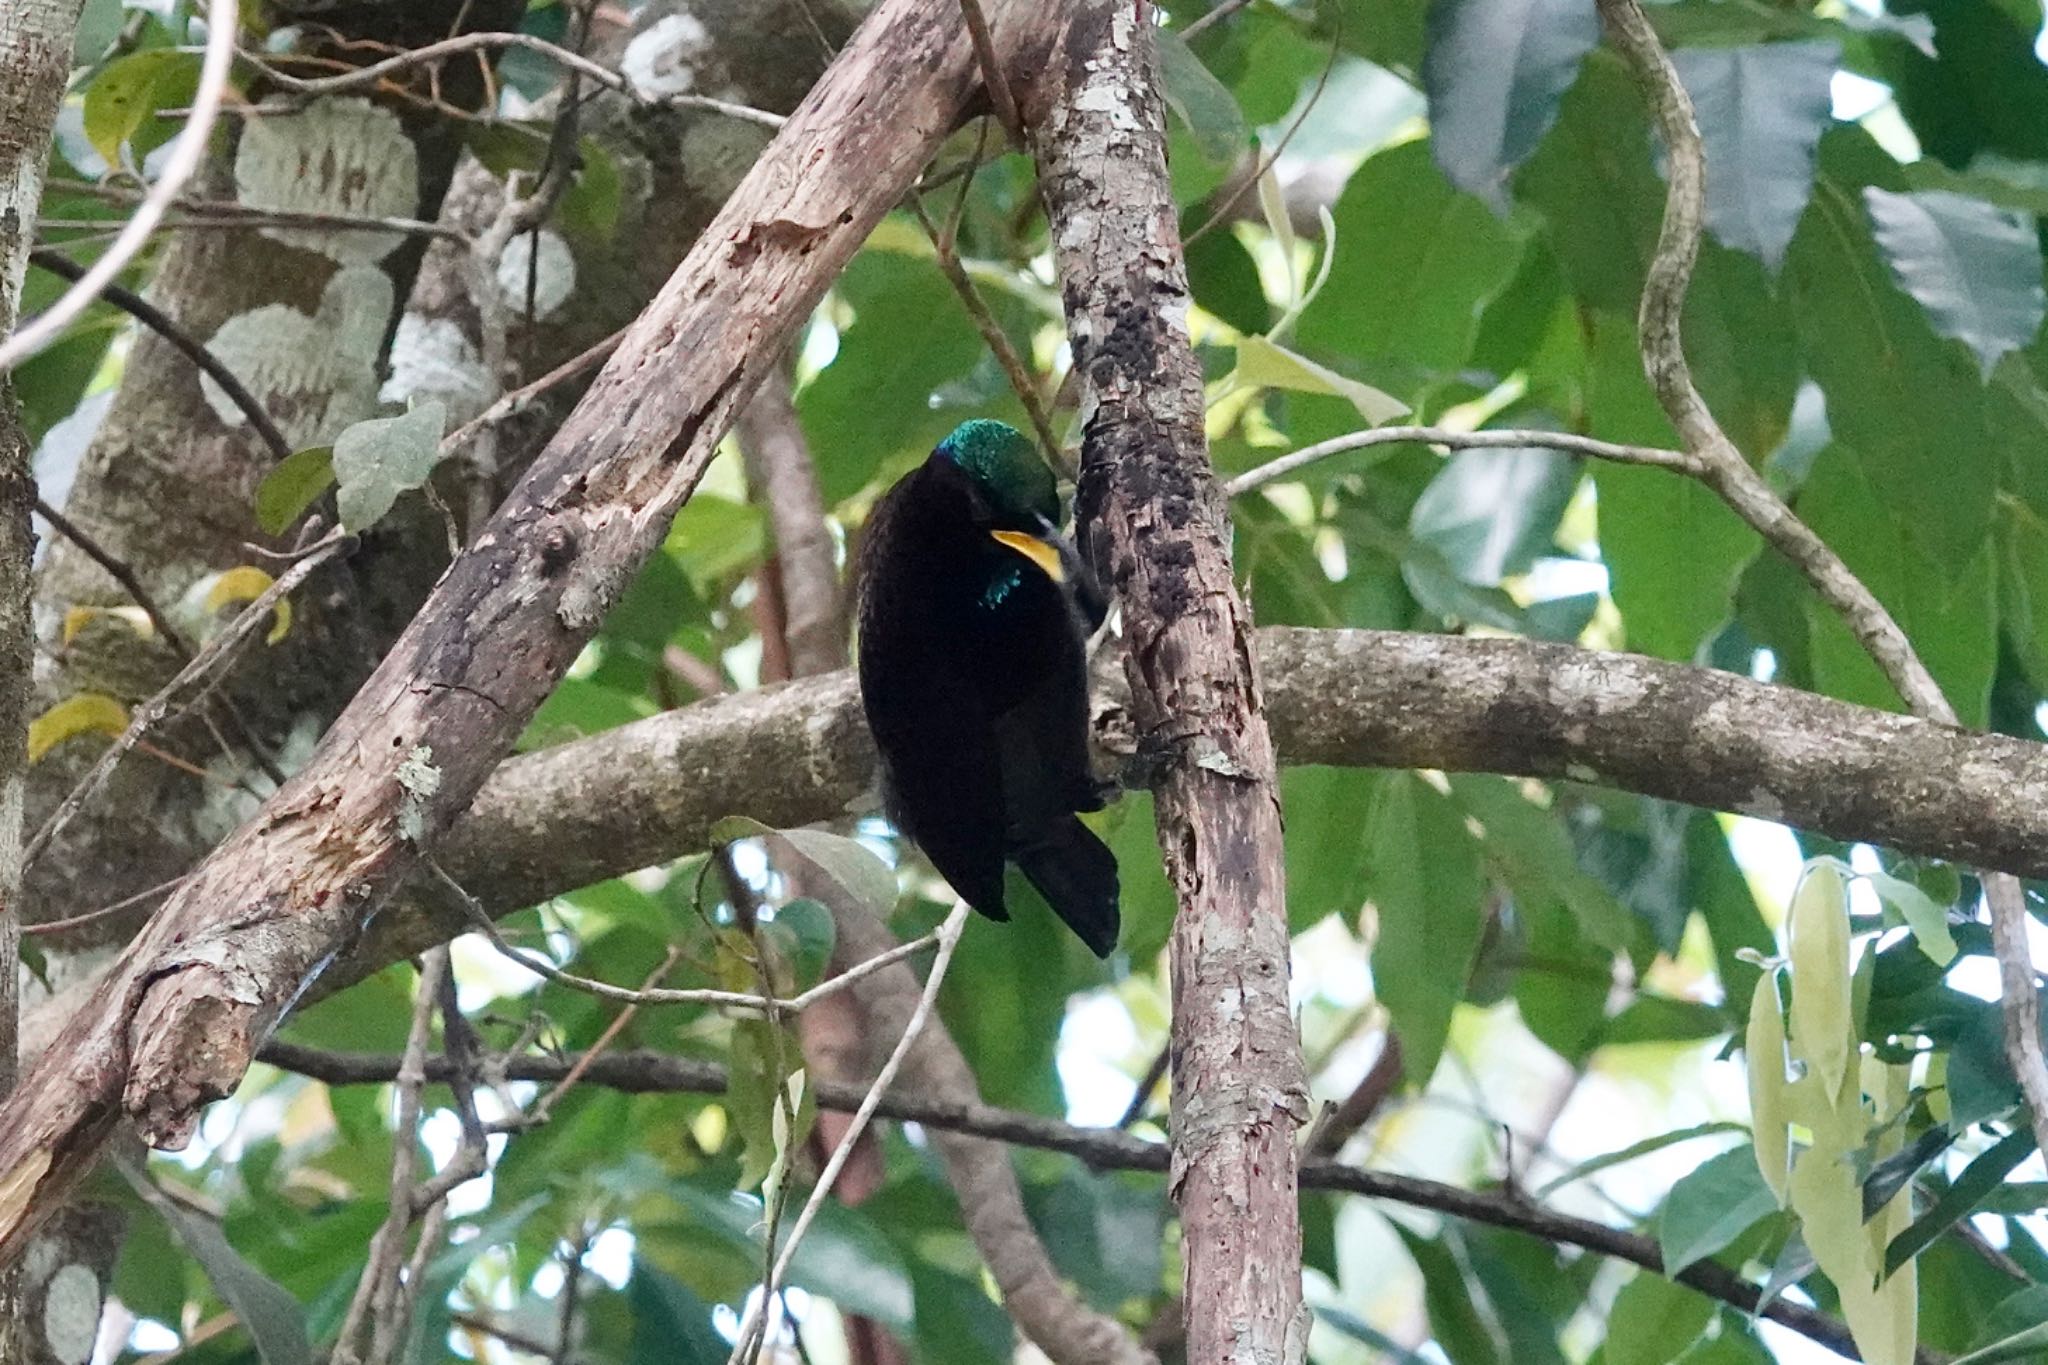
(1014, 817), (1120, 958)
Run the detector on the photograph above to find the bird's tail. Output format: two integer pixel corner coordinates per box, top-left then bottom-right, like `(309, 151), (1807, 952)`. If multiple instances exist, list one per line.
(1015, 817), (1121, 959)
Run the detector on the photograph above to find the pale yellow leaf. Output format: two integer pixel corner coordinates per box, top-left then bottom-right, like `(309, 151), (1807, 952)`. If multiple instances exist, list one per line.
(1746, 969), (1792, 1206)
(28, 692), (130, 763)
(1230, 335), (1408, 425)
(60, 605), (154, 647)
(202, 565), (291, 644)
(1789, 861), (1853, 1100)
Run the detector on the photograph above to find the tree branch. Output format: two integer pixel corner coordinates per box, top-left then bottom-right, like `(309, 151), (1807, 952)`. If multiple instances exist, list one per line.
(259, 1041), (1941, 1364)
(1025, 6), (1308, 1358)
(0, 0), (1068, 1266)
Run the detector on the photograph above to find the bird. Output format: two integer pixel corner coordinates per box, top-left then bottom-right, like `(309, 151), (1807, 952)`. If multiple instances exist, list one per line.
(854, 419), (1121, 957)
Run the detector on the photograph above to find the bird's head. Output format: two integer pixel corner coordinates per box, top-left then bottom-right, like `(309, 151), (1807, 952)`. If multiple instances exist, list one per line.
(935, 419), (1071, 585)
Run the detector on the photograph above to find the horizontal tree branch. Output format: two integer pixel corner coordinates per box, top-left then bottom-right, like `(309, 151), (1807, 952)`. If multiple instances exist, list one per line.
(257, 1040), (1935, 1363)
(27, 625), (2047, 1055)
(412, 627), (2048, 950)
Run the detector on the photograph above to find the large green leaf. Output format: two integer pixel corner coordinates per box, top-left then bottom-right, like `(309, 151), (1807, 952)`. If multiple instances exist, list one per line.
(1604, 1269), (1716, 1365)
(1517, 54), (1664, 312)
(1798, 444), (1997, 726)
(1787, 129), (1998, 571)
(1659, 1145), (1782, 1275)
(1864, 187), (2047, 378)
(1295, 140), (1523, 379)
(1421, 0), (1600, 210)
(1366, 774), (1486, 1087)
(1670, 42), (1838, 273)
(138, 1174), (314, 1365)
(1408, 445), (1578, 586)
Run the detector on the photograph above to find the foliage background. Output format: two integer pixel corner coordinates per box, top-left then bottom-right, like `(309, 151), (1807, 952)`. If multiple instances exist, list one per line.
(18, 0), (2048, 1360)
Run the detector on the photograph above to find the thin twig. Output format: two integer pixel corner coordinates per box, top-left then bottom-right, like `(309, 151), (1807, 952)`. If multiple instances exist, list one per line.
(958, 0), (1023, 142)
(1178, 0), (1257, 41)
(438, 323), (627, 460)
(331, 949), (448, 1365)
(41, 178), (467, 242)
(244, 36), (785, 127)
(435, 860), (940, 1015)
(1592, 0), (2048, 1165)
(24, 875), (186, 938)
(264, 1036), (1933, 1364)
(24, 251), (290, 462)
(23, 533), (343, 872)
(33, 497), (198, 654)
(909, 197), (1066, 472)
(1223, 424), (1696, 497)
(727, 899), (974, 1364)
(1116, 1042), (1170, 1130)
(0, 0), (239, 372)
(526, 945), (684, 1127)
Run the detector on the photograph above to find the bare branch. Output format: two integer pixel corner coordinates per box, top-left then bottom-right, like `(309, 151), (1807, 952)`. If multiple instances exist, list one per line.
(1224, 424), (1697, 497)
(0, 1), (1065, 1258)
(727, 900), (974, 1363)
(245, 34), (786, 128)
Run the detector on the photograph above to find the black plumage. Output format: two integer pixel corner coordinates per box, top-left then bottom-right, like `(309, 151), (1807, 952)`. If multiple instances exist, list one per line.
(854, 420), (1120, 957)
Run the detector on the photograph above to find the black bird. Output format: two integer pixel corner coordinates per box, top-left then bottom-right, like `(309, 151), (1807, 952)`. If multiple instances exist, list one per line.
(855, 419), (1120, 957)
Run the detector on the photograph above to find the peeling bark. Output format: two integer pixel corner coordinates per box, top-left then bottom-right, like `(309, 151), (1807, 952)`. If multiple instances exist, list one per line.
(1023, 5), (1308, 1359)
(0, 0), (1062, 1271)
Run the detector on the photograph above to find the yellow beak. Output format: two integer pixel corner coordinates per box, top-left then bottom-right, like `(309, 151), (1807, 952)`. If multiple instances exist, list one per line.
(988, 529), (1066, 583)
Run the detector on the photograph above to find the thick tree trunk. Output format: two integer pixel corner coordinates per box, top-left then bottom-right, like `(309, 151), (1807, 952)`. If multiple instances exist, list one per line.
(1024, 5), (1309, 1359)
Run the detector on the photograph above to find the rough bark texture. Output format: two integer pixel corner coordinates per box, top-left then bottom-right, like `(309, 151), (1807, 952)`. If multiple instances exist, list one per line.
(1024, 6), (1308, 1360)
(391, 0), (859, 512)
(0, 0), (1061, 1270)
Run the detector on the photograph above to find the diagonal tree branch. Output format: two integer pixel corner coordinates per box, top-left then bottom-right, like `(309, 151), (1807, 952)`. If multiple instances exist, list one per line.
(1024, 6), (1308, 1359)
(0, 0), (1069, 1267)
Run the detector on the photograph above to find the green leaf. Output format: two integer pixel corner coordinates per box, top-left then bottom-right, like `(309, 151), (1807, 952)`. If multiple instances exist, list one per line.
(1421, 0), (1600, 211)
(1395, 1224), (1507, 1365)
(1659, 1145), (1781, 1275)
(1953, 1321), (2048, 1365)
(1517, 53), (1664, 311)
(1605, 1269), (1716, 1365)
(136, 1174), (314, 1365)
(1670, 43), (1837, 273)
(1367, 775), (1486, 1087)
(1865, 187), (2047, 377)
(1798, 444), (1996, 727)
(1862, 868), (1959, 966)
(83, 49), (199, 167)
(1408, 445), (1578, 586)
(558, 136), (622, 241)
(627, 1263), (728, 1364)
(331, 402), (448, 534)
(1535, 1121), (1748, 1198)
(254, 446), (336, 536)
(1788, 130), (1997, 570)
(1885, 1128), (2036, 1274)
(1297, 140), (1523, 377)
(1157, 30), (1248, 163)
